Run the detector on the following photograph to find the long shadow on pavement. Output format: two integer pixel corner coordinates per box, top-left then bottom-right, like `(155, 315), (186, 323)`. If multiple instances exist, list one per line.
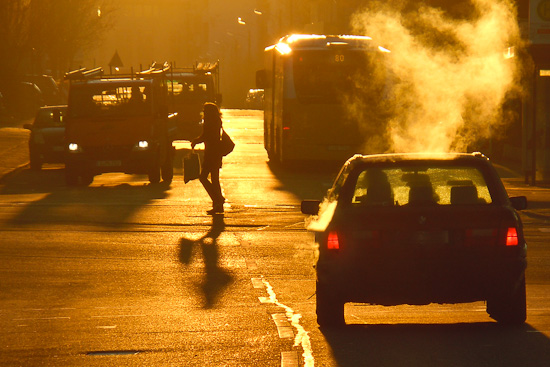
(178, 214), (233, 309)
(322, 322), (550, 367)
(1, 166), (170, 227)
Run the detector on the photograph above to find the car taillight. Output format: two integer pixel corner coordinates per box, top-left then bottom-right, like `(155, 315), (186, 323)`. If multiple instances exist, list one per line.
(327, 231), (340, 250)
(506, 227), (519, 246)
(463, 227), (520, 247)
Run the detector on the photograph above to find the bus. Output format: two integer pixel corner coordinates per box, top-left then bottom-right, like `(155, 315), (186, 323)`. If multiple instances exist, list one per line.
(257, 34), (392, 165)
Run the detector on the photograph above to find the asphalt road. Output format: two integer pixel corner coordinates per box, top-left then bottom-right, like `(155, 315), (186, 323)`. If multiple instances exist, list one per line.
(0, 110), (549, 366)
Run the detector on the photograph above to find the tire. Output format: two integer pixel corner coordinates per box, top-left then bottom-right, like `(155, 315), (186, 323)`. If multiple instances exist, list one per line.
(65, 168), (79, 186)
(81, 174), (94, 186)
(161, 150), (174, 183)
(487, 276), (527, 325)
(29, 148), (42, 170)
(316, 281), (345, 328)
(148, 164), (161, 184)
(30, 156), (42, 170)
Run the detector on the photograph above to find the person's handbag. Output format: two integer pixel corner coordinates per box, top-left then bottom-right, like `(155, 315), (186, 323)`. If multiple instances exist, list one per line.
(183, 152), (200, 183)
(220, 129), (235, 156)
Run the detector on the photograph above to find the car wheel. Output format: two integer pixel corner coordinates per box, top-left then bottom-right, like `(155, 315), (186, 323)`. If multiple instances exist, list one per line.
(29, 149), (42, 170)
(81, 174), (94, 186)
(65, 169), (79, 186)
(148, 165), (161, 184)
(161, 154), (174, 184)
(487, 276), (526, 325)
(316, 281), (345, 328)
(30, 157), (42, 170)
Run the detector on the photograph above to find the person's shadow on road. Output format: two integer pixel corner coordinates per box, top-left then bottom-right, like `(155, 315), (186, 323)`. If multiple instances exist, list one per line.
(179, 214), (233, 309)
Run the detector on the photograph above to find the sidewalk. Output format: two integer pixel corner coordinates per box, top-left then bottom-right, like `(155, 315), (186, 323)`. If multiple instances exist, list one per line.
(0, 120), (30, 182)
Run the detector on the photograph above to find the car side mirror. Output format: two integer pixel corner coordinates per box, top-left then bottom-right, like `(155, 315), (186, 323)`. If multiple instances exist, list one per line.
(301, 200), (321, 215)
(509, 196), (527, 211)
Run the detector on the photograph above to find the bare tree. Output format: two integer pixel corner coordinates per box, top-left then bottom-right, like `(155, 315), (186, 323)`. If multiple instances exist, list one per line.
(0, 0), (31, 81)
(29, 0), (114, 77)
(0, 0), (113, 81)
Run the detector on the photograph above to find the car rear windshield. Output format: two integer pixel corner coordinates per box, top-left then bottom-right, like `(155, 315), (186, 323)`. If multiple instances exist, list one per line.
(35, 108), (65, 127)
(351, 165), (492, 207)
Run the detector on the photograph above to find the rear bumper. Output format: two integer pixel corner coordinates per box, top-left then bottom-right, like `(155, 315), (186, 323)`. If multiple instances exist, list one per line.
(316, 246), (527, 305)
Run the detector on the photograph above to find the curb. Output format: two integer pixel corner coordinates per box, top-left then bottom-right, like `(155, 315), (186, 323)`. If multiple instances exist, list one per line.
(0, 162), (29, 184)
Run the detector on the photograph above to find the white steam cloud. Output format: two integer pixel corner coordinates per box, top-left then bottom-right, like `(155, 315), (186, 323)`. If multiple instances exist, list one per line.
(351, 0), (522, 153)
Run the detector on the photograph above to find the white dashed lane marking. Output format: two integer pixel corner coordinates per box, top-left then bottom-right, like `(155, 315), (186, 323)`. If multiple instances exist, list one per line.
(252, 276), (315, 367)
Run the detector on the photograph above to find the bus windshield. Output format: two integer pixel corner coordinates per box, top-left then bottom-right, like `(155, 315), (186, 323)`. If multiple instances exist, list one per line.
(68, 83), (153, 118)
(292, 49), (385, 103)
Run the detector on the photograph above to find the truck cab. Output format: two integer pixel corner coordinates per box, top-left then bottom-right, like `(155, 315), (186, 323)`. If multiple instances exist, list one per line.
(64, 65), (176, 186)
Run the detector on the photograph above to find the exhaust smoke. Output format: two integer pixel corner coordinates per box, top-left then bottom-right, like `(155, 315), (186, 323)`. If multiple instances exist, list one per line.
(350, 0), (523, 153)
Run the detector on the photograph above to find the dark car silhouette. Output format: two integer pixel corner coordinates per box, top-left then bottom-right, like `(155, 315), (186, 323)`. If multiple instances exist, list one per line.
(301, 152), (528, 327)
(24, 105), (67, 170)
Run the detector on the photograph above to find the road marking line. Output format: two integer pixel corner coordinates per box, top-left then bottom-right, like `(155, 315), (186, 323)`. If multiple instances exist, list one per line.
(276, 325), (294, 339)
(251, 277), (264, 288)
(281, 351), (299, 367)
(272, 313), (294, 338)
(258, 296), (272, 303)
(261, 278), (315, 367)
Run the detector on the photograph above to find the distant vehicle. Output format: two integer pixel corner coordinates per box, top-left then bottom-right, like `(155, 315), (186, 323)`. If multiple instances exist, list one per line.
(245, 89), (264, 109)
(24, 105), (67, 170)
(64, 64), (176, 186)
(21, 75), (65, 106)
(257, 34), (393, 165)
(167, 62), (221, 140)
(5, 82), (44, 119)
(0, 75), (61, 120)
(301, 152), (528, 327)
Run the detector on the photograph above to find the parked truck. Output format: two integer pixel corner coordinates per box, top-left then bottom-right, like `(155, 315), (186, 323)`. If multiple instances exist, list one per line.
(167, 62), (221, 140)
(64, 63), (176, 186)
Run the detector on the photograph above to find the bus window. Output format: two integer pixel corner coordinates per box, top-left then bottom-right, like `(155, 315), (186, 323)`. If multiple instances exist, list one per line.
(292, 50), (386, 104)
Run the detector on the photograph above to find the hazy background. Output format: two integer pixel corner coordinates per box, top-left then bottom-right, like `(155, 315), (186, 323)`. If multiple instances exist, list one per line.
(1, 0), (529, 110)
(351, 0), (524, 153)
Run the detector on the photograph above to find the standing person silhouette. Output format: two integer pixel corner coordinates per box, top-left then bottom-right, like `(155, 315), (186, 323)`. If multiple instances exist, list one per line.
(191, 103), (225, 214)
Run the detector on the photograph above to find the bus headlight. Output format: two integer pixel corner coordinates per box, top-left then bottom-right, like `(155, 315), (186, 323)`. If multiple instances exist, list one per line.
(67, 143), (82, 153)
